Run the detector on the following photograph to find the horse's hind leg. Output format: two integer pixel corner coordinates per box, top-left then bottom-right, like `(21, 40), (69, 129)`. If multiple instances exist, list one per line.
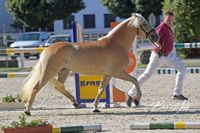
(24, 63), (62, 115)
(93, 75), (111, 112)
(25, 80), (47, 115)
(50, 69), (78, 108)
(113, 70), (142, 105)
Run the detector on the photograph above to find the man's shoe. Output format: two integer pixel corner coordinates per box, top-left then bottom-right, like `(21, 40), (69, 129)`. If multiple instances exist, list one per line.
(134, 99), (139, 106)
(173, 95), (188, 100)
(126, 94), (132, 107)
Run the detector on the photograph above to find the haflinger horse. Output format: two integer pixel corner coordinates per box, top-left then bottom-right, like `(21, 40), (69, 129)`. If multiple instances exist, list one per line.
(21, 13), (159, 115)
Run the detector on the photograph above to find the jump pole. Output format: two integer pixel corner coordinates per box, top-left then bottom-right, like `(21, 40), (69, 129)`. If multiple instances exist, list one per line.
(0, 47), (45, 54)
(53, 125), (102, 133)
(137, 39), (200, 50)
(130, 122), (200, 130)
(0, 72), (29, 78)
(0, 67), (199, 78)
(137, 67), (200, 74)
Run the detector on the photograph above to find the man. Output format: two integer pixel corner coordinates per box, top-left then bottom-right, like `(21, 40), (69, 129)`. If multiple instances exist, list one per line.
(126, 11), (188, 107)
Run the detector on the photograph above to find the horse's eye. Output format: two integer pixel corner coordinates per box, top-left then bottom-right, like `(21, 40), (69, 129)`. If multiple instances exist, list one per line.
(142, 23), (147, 27)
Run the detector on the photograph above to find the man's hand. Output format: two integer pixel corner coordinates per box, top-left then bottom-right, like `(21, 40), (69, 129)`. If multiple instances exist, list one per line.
(153, 41), (163, 50)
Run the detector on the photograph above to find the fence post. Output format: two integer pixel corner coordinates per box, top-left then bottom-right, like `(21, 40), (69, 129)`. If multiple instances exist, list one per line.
(19, 46), (25, 68)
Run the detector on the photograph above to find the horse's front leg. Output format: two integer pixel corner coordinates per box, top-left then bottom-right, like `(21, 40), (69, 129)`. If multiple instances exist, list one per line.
(93, 75), (111, 112)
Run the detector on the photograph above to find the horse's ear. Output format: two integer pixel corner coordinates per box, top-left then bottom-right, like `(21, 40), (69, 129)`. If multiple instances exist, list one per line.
(132, 13), (136, 16)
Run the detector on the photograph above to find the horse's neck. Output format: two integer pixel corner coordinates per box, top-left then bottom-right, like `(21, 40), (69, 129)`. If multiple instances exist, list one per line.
(106, 21), (137, 53)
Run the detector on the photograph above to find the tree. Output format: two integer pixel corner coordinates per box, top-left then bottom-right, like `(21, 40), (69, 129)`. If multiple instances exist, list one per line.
(101, 0), (163, 18)
(100, 0), (136, 18)
(163, 0), (200, 58)
(134, 0), (163, 18)
(6, 0), (85, 31)
(163, 0), (200, 42)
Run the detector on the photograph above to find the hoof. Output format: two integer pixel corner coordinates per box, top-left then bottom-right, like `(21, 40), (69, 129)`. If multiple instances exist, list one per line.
(93, 109), (101, 113)
(24, 110), (31, 116)
(134, 99), (139, 106)
(73, 103), (80, 109)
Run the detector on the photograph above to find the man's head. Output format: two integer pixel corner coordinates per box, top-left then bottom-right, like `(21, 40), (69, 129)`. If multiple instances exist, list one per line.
(163, 11), (174, 27)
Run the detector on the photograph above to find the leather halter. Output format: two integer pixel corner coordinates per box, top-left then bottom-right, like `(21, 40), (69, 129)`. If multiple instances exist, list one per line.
(140, 25), (159, 48)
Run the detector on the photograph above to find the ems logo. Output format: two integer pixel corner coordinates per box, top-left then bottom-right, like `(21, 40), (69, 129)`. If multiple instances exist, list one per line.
(78, 75), (106, 99)
(80, 81), (101, 87)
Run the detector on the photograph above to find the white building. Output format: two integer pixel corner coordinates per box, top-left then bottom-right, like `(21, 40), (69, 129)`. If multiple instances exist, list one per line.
(1, 0), (123, 34)
(73, 0), (123, 34)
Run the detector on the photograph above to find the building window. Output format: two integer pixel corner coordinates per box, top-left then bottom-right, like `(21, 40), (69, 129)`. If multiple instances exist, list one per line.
(84, 14), (95, 28)
(64, 15), (74, 29)
(104, 14), (116, 28)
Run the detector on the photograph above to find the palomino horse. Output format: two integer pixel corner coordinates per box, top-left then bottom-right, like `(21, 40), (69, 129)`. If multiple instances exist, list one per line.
(21, 13), (159, 115)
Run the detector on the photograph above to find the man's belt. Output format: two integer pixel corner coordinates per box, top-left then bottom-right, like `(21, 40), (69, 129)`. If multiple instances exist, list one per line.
(157, 51), (169, 57)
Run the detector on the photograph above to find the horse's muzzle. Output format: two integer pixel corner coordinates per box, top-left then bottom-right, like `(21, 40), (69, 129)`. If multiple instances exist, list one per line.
(149, 31), (160, 43)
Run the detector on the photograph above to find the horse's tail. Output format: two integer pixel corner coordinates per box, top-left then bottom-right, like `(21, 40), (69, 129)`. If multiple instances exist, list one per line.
(21, 55), (43, 103)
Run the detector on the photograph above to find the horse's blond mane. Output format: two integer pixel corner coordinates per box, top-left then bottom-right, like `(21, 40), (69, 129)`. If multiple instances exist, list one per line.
(99, 13), (144, 40)
(105, 17), (132, 37)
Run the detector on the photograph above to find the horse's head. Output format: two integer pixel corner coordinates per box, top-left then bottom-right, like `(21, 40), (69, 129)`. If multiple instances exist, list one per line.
(130, 13), (160, 46)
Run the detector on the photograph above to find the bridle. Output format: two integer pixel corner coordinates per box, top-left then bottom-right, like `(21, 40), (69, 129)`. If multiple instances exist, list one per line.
(140, 23), (160, 48)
